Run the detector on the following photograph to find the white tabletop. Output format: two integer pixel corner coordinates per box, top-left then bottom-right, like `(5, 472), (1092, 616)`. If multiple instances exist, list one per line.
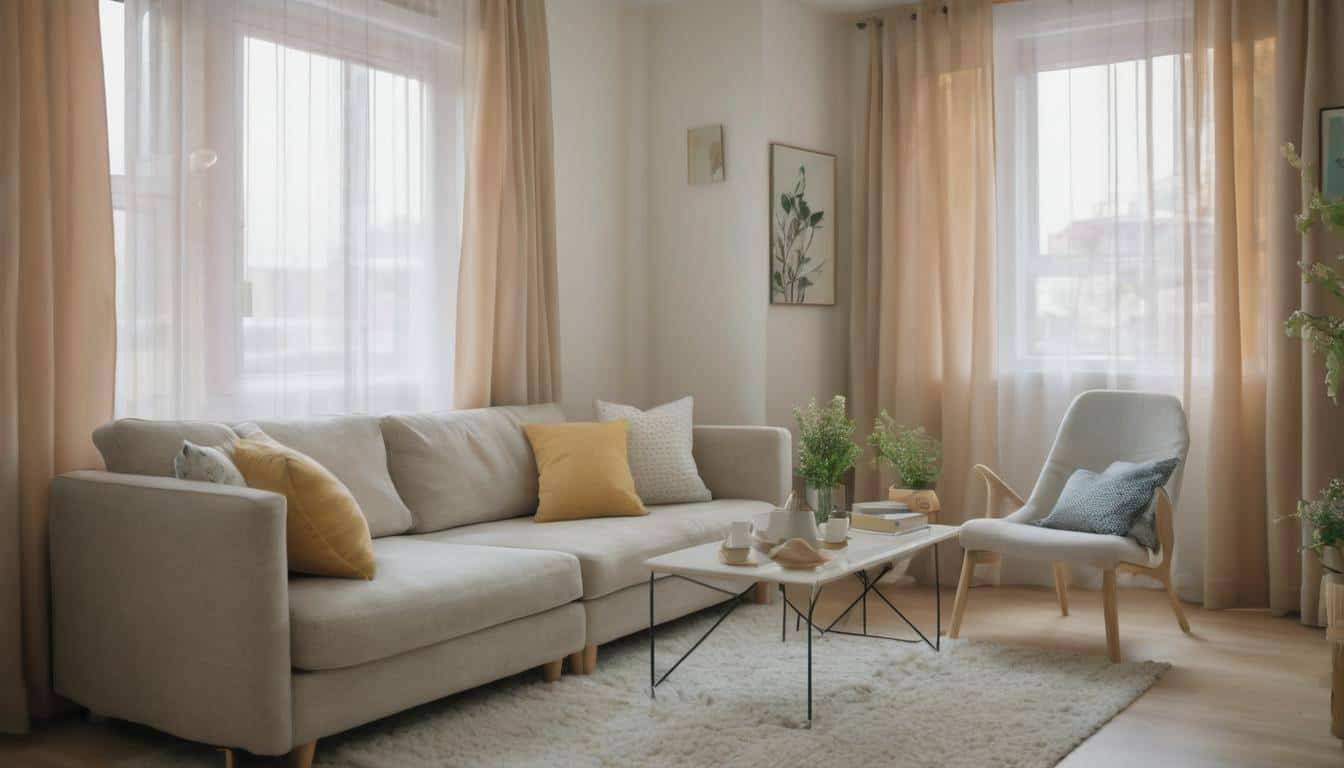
(645, 524), (960, 588)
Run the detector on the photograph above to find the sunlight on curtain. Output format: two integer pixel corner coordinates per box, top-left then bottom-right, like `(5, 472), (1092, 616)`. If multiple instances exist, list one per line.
(993, 0), (1216, 596)
(104, 0), (463, 420)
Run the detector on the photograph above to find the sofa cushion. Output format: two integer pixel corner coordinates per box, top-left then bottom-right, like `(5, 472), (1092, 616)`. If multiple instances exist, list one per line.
(288, 538), (582, 671)
(417, 499), (771, 599)
(380, 404), (566, 532)
(93, 419), (239, 477)
(233, 432), (376, 580)
(236, 416), (412, 538)
(524, 420), (646, 522)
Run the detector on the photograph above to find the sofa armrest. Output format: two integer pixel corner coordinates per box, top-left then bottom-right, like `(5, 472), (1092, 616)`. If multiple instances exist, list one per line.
(692, 426), (792, 506)
(50, 471), (294, 755)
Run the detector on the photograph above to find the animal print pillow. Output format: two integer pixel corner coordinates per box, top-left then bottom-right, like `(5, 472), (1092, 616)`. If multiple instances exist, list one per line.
(172, 440), (246, 487)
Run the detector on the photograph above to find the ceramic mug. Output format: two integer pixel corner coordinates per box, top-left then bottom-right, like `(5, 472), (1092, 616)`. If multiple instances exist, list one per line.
(822, 516), (848, 544)
(766, 508), (791, 542)
(727, 520), (751, 549)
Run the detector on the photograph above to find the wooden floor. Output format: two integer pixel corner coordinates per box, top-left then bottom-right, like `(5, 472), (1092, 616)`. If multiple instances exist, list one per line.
(1, 584), (1339, 767)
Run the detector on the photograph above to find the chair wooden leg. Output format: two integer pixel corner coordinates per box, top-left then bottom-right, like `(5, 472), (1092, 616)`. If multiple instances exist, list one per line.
(949, 551), (976, 639)
(566, 649), (586, 675)
(582, 643), (598, 675)
(1052, 562), (1070, 617)
(289, 740), (317, 768)
(1101, 569), (1121, 663)
(542, 659), (563, 682)
(1162, 574), (1191, 634)
(218, 748), (235, 768)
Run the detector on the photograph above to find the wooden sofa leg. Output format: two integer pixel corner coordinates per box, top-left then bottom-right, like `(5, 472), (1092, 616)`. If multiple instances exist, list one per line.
(542, 659), (563, 682)
(1052, 562), (1070, 617)
(582, 643), (598, 675)
(948, 551), (976, 639)
(289, 740), (317, 768)
(566, 649), (586, 675)
(1102, 569), (1121, 663)
(752, 581), (774, 605)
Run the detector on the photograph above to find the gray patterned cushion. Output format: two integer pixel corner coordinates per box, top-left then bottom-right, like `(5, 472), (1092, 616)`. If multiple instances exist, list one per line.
(595, 397), (711, 505)
(1034, 457), (1180, 549)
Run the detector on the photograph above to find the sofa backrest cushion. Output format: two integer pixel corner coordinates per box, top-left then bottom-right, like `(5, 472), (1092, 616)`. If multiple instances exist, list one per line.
(235, 416), (412, 538)
(381, 403), (565, 532)
(93, 419), (239, 477)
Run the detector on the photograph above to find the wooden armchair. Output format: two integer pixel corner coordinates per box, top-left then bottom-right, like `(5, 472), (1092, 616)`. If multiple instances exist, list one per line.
(948, 391), (1192, 662)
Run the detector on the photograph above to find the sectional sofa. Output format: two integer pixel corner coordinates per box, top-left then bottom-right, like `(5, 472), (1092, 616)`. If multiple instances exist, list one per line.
(48, 404), (790, 766)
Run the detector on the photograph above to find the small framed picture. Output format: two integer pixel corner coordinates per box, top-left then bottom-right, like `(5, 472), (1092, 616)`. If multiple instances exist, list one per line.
(1322, 106), (1344, 200)
(687, 125), (725, 185)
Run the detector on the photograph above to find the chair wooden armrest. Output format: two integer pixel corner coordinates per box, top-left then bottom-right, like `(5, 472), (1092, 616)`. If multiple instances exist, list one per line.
(972, 464), (1025, 518)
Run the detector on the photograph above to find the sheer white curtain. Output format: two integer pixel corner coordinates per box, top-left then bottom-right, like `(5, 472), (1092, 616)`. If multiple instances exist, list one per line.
(993, 0), (1219, 597)
(109, 0), (463, 421)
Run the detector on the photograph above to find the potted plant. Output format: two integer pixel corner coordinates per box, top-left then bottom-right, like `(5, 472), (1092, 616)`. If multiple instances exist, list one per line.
(1284, 141), (1344, 582)
(1297, 478), (1344, 576)
(869, 411), (943, 519)
(793, 395), (862, 527)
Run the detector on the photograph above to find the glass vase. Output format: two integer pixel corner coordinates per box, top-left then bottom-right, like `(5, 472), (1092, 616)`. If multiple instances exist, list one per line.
(810, 485), (833, 526)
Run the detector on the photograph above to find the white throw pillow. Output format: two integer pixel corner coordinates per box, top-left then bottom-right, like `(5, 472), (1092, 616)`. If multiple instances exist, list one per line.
(172, 439), (246, 486)
(595, 397), (711, 505)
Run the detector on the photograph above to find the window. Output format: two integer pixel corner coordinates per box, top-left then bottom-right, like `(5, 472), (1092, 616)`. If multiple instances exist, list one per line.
(993, 2), (1207, 375)
(99, 0), (462, 420)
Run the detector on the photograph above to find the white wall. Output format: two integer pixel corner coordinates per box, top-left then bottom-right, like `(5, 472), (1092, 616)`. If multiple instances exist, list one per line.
(548, 0), (852, 435)
(762, 0), (852, 449)
(645, 0), (769, 425)
(548, 0), (647, 418)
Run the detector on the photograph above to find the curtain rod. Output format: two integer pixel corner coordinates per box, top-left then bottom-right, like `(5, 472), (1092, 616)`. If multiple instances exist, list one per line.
(854, 0), (1018, 28)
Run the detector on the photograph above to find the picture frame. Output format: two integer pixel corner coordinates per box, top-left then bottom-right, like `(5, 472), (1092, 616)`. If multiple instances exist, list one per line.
(687, 125), (725, 184)
(1322, 106), (1344, 201)
(769, 142), (836, 306)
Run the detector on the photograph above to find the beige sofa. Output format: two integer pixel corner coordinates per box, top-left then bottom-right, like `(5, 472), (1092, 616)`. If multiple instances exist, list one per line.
(49, 404), (790, 765)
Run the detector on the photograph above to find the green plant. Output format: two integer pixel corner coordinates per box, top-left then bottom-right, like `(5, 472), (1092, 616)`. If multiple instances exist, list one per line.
(1282, 141), (1344, 403)
(1283, 142), (1344, 573)
(771, 165), (826, 303)
(868, 411), (942, 489)
(793, 395), (861, 491)
(1294, 478), (1344, 575)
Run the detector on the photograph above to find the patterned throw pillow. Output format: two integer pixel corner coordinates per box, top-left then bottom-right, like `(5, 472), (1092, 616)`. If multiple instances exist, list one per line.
(1034, 457), (1180, 548)
(172, 440), (246, 486)
(595, 397), (711, 505)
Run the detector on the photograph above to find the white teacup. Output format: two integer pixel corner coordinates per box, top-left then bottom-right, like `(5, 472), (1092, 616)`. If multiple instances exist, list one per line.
(766, 508), (791, 542)
(822, 517), (849, 544)
(727, 520), (752, 549)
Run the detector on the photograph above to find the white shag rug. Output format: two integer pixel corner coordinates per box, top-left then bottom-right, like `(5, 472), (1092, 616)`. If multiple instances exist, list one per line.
(120, 603), (1167, 768)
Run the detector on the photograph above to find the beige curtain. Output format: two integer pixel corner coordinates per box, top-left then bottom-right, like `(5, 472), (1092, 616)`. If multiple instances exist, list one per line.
(0, 0), (116, 732)
(850, 0), (998, 578)
(454, 0), (560, 409)
(1199, 0), (1344, 620)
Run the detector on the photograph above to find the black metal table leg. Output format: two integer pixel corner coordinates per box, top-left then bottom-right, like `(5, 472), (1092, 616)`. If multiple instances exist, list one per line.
(806, 588), (814, 727)
(934, 542), (941, 650)
(780, 584), (786, 642)
(862, 571), (869, 635)
(649, 572), (655, 697)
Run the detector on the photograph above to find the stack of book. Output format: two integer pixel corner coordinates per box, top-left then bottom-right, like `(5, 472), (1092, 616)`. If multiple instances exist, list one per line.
(850, 501), (928, 535)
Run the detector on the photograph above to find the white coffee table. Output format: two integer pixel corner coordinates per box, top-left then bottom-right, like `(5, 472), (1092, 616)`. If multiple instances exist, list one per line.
(644, 524), (959, 726)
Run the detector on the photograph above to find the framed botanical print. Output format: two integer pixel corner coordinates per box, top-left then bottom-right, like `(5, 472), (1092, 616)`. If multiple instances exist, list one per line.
(1322, 106), (1344, 200)
(769, 143), (835, 306)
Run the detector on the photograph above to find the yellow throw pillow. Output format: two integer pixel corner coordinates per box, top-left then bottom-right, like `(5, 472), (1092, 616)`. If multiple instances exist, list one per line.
(232, 433), (376, 580)
(524, 421), (647, 523)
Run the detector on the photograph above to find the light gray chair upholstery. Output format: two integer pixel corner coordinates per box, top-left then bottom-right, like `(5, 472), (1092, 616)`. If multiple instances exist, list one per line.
(949, 390), (1192, 662)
